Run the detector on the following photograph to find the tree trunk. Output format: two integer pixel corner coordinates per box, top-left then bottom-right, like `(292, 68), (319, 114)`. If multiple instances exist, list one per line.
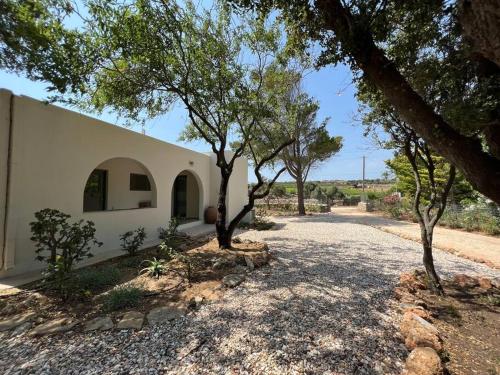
(459, 0), (500, 68)
(216, 170), (231, 249)
(420, 225), (444, 295)
(317, 0), (500, 204)
(296, 179), (306, 215)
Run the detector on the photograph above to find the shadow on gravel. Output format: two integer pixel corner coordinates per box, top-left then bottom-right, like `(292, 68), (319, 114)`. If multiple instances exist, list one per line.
(169, 236), (409, 373)
(3, 215), (492, 374)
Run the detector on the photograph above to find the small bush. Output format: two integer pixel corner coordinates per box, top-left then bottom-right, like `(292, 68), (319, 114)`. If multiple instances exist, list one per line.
(30, 208), (103, 299)
(239, 216), (274, 231)
(158, 217), (180, 241)
(440, 207), (500, 235)
(102, 286), (143, 312)
(342, 195), (361, 206)
(120, 227), (147, 256)
(140, 258), (167, 279)
(75, 266), (121, 292)
(477, 295), (500, 307)
(159, 242), (197, 281)
(254, 202), (329, 214)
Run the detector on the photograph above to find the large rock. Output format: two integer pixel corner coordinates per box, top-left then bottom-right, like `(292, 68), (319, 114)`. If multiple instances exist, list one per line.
(453, 274), (478, 288)
(147, 304), (186, 325)
(400, 272), (426, 291)
(30, 317), (77, 336)
(222, 273), (245, 288)
(0, 311), (36, 331)
(403, 306), (432, 320)
(400, 312), (442, 352)
(394, 287), (411, 301)
(212, 258), (236, 270)
(246, 252), (270, 268)
(491, 277), (500, 289)
(478, 277), (493, 290)
(84, 316), (114, 332)
(116, 311), (144, 330)
(404, 347), (443, 375)
(244, 256), (255, 271)
(10, 322), (32, 337)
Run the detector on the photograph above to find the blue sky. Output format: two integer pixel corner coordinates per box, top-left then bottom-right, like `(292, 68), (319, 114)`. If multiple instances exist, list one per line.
(0, 59), (393, 183)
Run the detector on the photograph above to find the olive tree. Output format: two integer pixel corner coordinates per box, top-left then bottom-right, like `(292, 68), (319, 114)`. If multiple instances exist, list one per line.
(0, 0), (296, 248)
(228, 0), (500, 204)
(281, 92), (342, 215)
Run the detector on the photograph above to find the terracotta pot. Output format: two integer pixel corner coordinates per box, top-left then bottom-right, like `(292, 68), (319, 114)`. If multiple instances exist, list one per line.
(204, 206), (217, 224)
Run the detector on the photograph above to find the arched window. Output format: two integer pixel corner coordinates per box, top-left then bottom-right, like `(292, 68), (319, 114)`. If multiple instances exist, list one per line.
(83, 157), (157, 212)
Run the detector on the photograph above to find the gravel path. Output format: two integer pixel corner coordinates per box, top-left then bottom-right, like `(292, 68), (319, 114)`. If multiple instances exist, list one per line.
(331, 206), (500, 269)
(2, 214), (498, 375)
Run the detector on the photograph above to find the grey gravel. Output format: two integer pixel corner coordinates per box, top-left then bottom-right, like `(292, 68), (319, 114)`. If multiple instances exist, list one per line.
(1, 214), (498, 374)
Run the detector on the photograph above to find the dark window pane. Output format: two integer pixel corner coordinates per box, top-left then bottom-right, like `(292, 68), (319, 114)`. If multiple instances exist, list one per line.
(130, 173), (151, 191)
(84, 169), (107, 211)
(173, 175), (187, 218)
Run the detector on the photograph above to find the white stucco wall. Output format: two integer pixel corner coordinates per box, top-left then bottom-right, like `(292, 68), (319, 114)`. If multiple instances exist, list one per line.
(227, 155), (249, 222)
(0, 91), (248, 278)
(208, 152), (249, 222)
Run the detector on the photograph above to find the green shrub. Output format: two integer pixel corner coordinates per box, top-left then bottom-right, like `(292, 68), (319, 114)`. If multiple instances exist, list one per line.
(29, 208), (103, 299)
(158, 217), (180, 241)
(477, 295), (500, 307)
(254, 202), (329, 213)
(102, 286), (143, 312)
(159, 242), (197, 281)
(254, 217), (274, 230)
(342, 195), (361, 206)
(140, 258), (167, 279)
(440, 208), (500, 235)
(239, 216), (275, 230)
(75, 266), (121, 292)
(440, 210), (462, 229)
(120, 227), (147, 256)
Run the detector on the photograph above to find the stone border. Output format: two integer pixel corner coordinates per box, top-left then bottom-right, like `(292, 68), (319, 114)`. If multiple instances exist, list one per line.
(396, 271), (500, 375)
(395, 271), (445, 375)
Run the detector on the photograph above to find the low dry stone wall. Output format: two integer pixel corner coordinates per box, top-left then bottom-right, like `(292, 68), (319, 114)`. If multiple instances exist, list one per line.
(395, 271), (445, 375)
(396, 270), (499, 375)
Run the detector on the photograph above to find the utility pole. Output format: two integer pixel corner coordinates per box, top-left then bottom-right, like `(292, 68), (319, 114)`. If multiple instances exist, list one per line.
(362, 155), (366, 193)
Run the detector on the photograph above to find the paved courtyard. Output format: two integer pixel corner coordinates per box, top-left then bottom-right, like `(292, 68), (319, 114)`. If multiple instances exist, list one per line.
(2, 213), (498, 374)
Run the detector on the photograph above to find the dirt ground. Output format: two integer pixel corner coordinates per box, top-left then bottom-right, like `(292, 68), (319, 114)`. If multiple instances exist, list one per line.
(0, 235), (269, 327)
(411, 277), (500, 374)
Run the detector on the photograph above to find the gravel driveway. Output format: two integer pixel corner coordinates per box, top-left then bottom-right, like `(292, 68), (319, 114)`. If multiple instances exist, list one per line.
(2, 214), (498, 375)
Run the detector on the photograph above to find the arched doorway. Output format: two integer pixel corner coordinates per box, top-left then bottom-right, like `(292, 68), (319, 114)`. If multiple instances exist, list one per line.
(83, 157), (157, 212)
(171, 170), (201, 223)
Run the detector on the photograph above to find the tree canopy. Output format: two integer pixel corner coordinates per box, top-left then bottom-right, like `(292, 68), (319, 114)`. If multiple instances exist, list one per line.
(228, 0), (500, 203)
(281, 90), (342, 214)
(1, 0), (306, 247)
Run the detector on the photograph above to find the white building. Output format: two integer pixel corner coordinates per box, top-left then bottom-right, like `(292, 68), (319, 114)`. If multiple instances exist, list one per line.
(0, 89), (248, 280)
